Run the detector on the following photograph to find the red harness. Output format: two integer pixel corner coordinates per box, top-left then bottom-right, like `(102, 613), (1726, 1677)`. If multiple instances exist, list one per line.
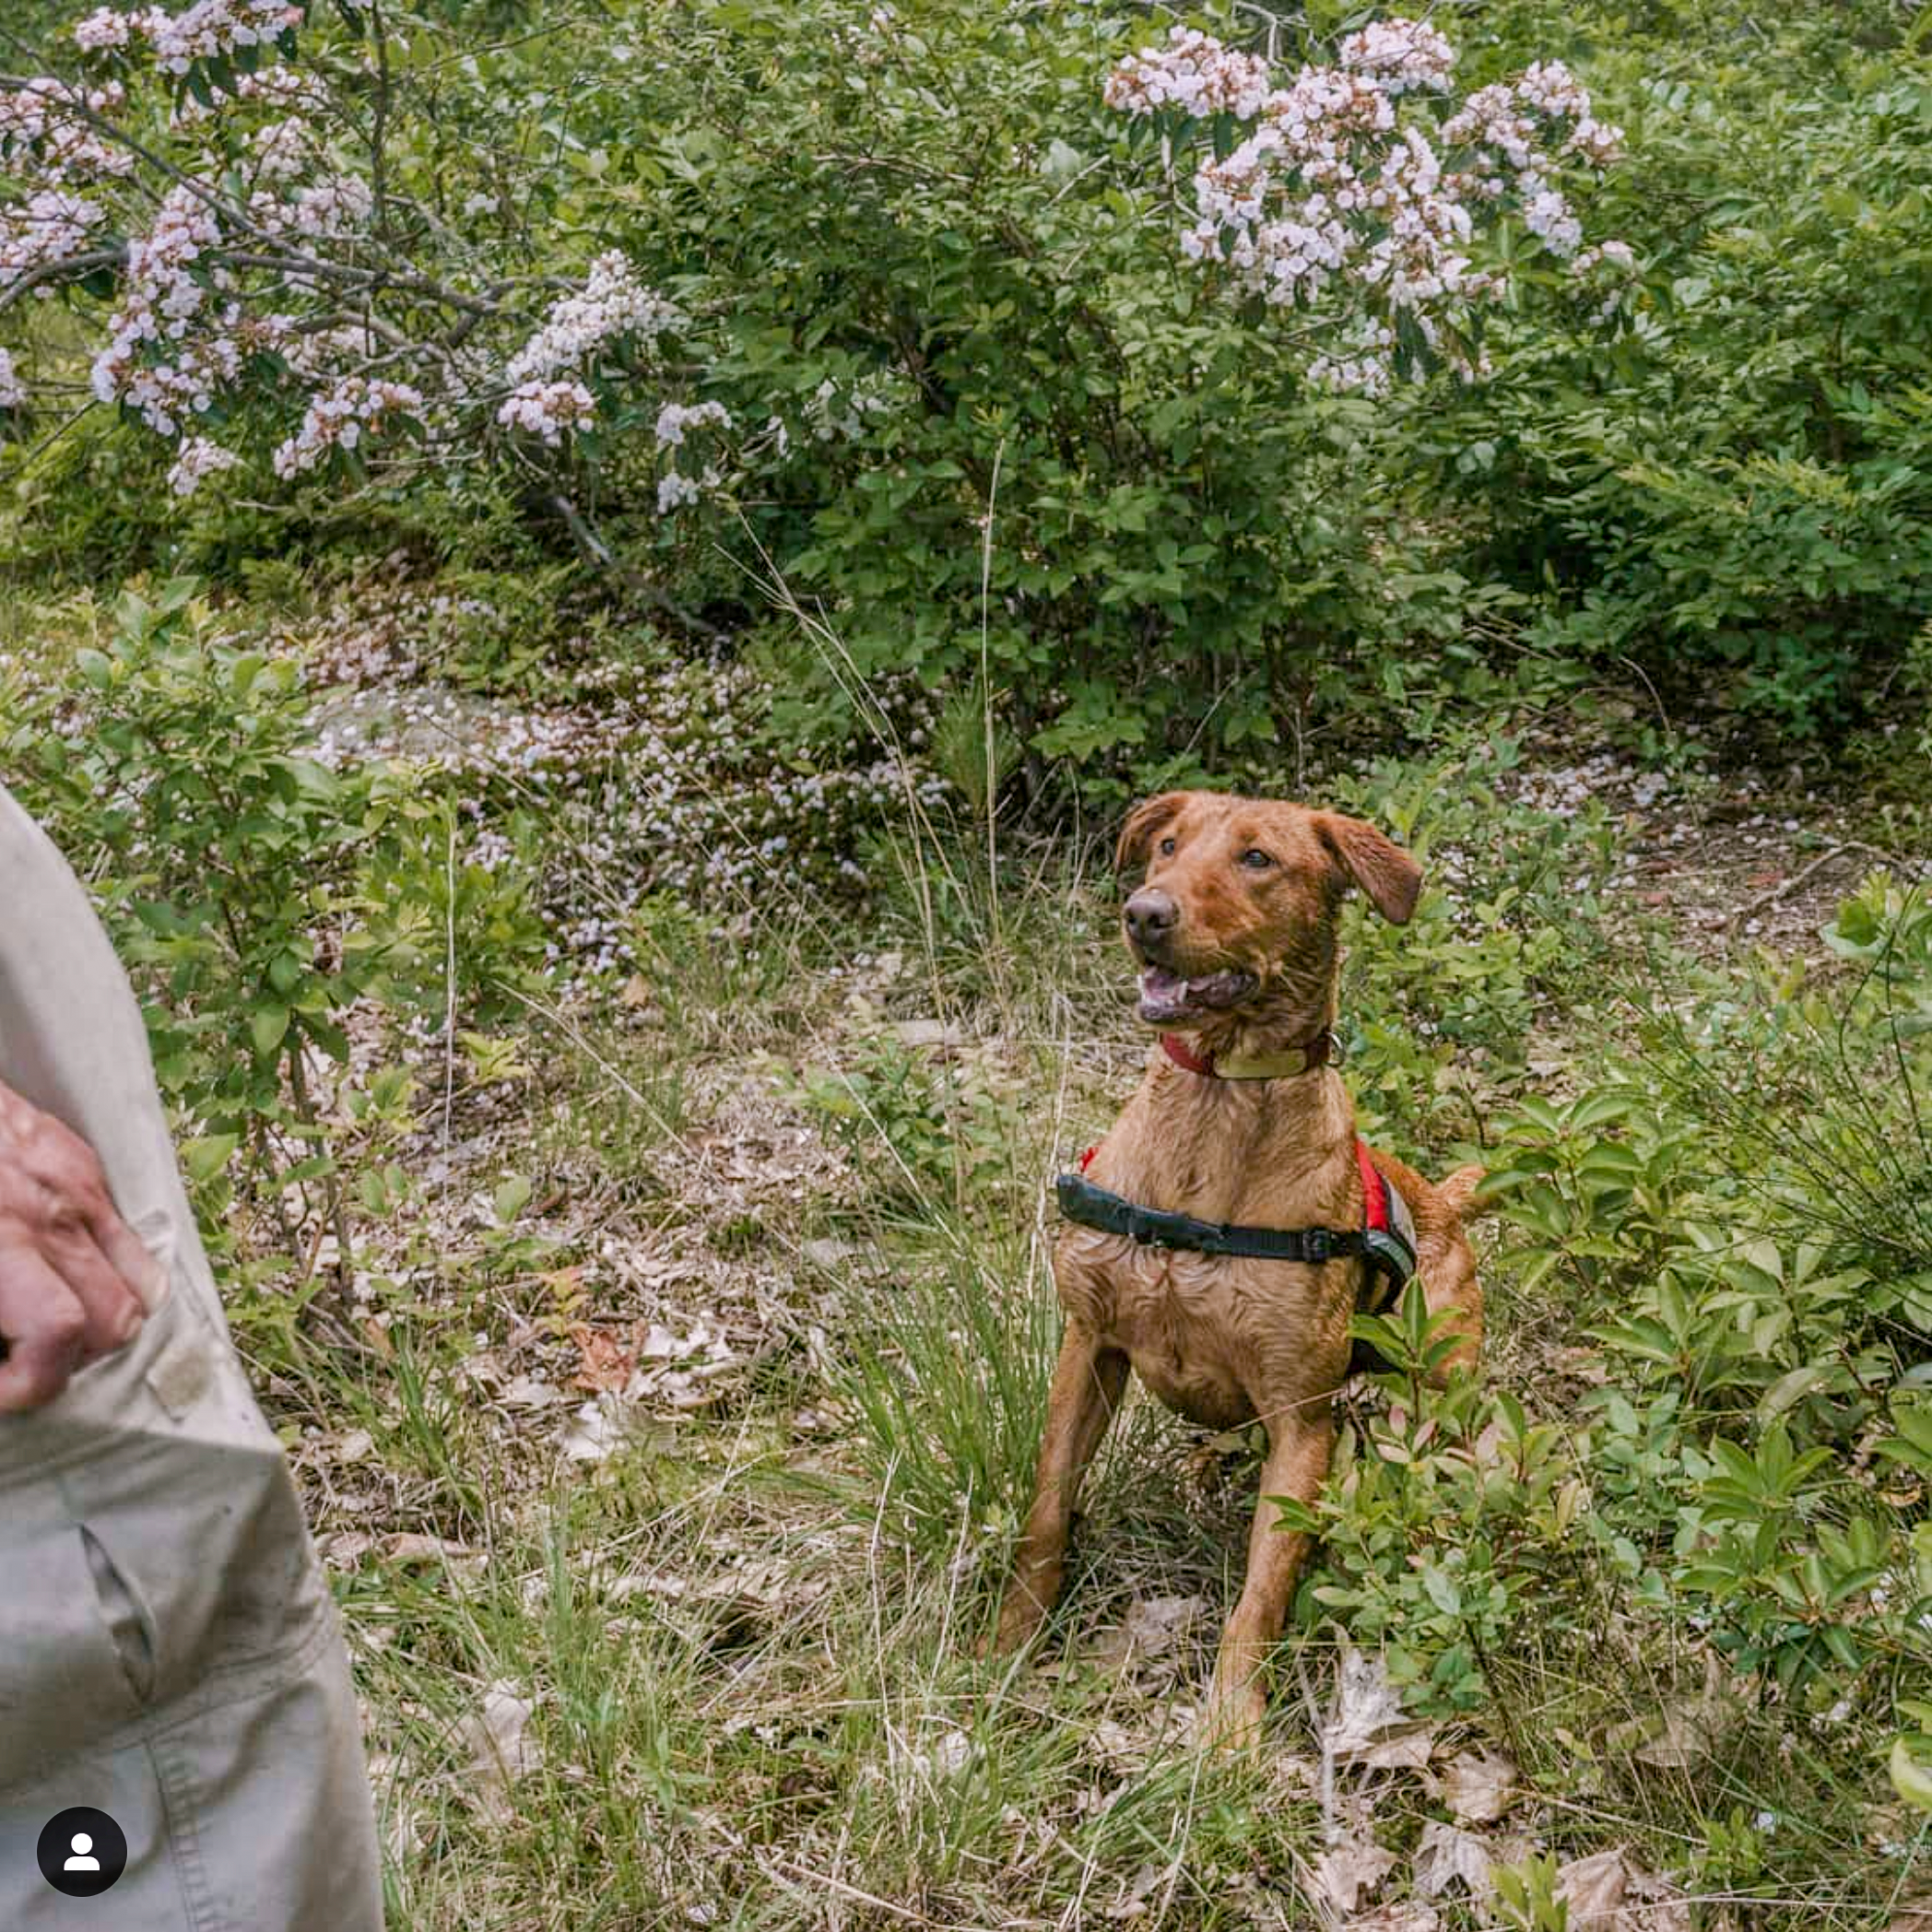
(1075, 1135), (1397, 1238)
(1067, 1032), (1415, 1295)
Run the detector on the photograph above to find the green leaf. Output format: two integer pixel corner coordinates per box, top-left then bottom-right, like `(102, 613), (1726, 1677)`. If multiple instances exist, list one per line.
(250, 1005), (290, 1056)
(1891, 1738), (1932, 1814)
(182, 1134), (239, 1184)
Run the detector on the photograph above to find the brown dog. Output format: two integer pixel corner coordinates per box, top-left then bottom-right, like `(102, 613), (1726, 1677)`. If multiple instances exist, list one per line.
(990, 790), (1482, 1744)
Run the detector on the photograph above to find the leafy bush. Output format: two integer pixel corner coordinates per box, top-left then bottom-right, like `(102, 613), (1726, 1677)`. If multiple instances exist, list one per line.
(10, 0), (1932, 763)
(1431, 0), (1932, 739)
(1, 580), (549, 1217)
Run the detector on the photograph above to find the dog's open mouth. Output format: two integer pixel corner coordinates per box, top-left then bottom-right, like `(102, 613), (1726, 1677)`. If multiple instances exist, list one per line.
(1137, 966), (1257, 1025)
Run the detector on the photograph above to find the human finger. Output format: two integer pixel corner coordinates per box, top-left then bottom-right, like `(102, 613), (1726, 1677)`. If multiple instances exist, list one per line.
(0, 1245), (90, 1412)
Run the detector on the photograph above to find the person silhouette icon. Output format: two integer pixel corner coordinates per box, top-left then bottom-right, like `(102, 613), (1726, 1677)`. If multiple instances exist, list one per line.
(36, 1807), (128, 1895)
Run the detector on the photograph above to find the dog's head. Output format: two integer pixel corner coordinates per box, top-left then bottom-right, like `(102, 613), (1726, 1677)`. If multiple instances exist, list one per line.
(1113, 791), (1420, 1031)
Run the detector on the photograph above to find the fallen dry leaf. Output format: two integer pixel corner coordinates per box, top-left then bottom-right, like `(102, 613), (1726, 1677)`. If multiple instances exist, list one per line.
(462, 1679), (542, 1825)
(1443, 1749), (1517, 1824)
(1608, 1653), (1738, 1769)
(1086, 1718), (1152, 1776)
(1558, 1847), (1630, 1928)
(560, 1395), (630, 1461)
(1308, 1835), (1396, 1914)
(1101, 1862), (1165, 1922)
(1090, 1594), (1210, 1667)
(1412, 1820), (1492, 1901)
(569, 1323), (637, 1393)
(1324, 1647), (1437, 1771)
(383, 1532), (477, 1567)
(893, 1017), (964, 1050)
(1347, 1907), (1442, 1932)
(497, 1372), (567, 1408)
(1554, 1847), (1690, 1931)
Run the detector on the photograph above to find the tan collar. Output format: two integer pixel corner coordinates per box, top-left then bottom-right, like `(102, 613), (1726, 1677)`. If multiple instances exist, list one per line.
(1160, 1031), (1334, 1079)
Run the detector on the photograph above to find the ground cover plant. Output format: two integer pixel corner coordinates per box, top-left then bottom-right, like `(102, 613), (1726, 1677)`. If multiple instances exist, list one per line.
(4, 0), (1932, 1926)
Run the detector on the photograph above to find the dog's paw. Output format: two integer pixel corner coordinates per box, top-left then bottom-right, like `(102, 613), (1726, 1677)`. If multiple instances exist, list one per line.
(1196, 1678), (1268, 1753)
(979, 1598), (1044, 1662)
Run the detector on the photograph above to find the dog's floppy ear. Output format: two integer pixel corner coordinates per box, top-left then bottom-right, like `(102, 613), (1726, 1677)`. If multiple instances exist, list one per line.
(1316, 811), (1422, 925)
(1115, 793), (1187, 876)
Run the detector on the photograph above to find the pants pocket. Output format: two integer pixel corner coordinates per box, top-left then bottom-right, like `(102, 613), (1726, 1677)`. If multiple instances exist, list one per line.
(81, 1524), (158, 1703)
(0, 1500), (146, 1795)
(64, 1422), (317, 1712)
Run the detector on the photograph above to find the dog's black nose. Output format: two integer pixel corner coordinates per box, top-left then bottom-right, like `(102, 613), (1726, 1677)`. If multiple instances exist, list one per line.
(1124, 888), (1178, 952)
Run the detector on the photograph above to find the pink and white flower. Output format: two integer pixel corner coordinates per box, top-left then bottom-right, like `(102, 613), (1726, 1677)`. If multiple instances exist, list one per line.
(1109, 17), (1626, 392)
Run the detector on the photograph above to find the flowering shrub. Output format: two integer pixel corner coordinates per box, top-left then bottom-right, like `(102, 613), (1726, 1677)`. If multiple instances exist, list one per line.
(0, 3), (728, 537)
(8, 0), (1924, 760)
(1106, 19), (1626, 395)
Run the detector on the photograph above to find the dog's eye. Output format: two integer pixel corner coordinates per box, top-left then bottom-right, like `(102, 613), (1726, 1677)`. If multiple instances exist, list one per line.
(1158, 837), (1176, 856)
(1240, 848), (1273, 870)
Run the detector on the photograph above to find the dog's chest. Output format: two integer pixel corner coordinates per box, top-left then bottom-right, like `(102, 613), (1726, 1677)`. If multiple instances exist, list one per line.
(1055, 1230), (1322, 1430)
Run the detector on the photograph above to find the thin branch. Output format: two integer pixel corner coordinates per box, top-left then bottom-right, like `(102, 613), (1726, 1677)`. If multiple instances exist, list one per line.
(545, 492), (730, 644)
(0, 245), (126, 313)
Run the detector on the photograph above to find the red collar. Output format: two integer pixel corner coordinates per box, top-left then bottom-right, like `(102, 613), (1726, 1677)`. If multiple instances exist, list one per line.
(1160, 1031), (1333, 1078)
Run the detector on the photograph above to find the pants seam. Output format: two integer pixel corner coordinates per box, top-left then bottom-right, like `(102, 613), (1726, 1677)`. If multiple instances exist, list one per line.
(147, 1729), (224, 1932)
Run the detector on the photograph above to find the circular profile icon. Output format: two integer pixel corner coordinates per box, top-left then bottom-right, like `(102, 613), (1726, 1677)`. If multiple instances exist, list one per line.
(37, 1807), (127, 1897)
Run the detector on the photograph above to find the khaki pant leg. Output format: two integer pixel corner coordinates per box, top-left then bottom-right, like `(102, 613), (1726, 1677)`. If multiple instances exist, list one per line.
(0, 785), (384, 1930)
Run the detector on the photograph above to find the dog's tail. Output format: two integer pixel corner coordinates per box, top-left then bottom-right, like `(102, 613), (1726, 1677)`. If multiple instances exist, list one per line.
(1437, 1164), (1486, 1217)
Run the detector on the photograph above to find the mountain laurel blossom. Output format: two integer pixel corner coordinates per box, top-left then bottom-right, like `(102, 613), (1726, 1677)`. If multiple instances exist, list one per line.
(271, 375), (425, 477)
(1, 17), (703, 515)
(1, 188), (105, 287)
(502, 251), (681, 386)
(654, 400), (731, 448)
(166, 433), (241, 494)
(498, 378), (596, 445)
(1108, 18), (1626, 391)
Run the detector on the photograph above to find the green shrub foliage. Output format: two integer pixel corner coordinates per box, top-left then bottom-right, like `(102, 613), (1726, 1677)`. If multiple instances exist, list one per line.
(8, 0), (1927, 765)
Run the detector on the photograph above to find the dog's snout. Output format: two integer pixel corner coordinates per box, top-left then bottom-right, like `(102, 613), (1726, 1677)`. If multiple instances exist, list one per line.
(1124, 888), (1178, 952)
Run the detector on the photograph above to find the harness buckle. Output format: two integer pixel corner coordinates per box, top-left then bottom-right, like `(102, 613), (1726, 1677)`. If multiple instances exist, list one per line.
(1305, 1230), (1334, 1263)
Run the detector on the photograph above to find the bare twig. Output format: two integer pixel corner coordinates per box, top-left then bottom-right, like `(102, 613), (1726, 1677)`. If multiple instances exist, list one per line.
(1726, 839), (1903, 940)
(544, 492), (731, 644)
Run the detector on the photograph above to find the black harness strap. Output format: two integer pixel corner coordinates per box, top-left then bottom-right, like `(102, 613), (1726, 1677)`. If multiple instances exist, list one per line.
(1054, 1172), (1410, 1313)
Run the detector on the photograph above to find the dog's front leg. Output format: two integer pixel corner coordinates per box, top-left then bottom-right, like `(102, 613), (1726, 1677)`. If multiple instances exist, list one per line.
(1201, 1407), (1335, 1748)
(987, 1323), (1129, 1655)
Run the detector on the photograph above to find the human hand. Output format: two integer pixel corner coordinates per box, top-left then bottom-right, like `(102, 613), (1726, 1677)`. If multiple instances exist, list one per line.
(0, 1080), (170, 1412)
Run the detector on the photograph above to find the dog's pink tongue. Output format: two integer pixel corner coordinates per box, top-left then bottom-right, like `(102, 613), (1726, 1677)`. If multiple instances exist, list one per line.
(1137, 968), (1189, 1020)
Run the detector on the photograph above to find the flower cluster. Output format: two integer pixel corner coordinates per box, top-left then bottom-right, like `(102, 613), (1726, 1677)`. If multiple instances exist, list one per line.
(503, 251), (679, 386)
(250, 115), (309, 181)
(804, 371), (903, 442)
(656, 472), (703, 512)
(1335, 18), (1453, 95)
(93, 331), (241, 436)
(1, 189), (104, 288)
(88, 185), (231, 429)
(1108, 18), (1624, 390)
(0, 77), (133, 180)
(498, 377), (595, 445)
(654, 400), (730, 448)
(166, 433), (240, 494)
(74, 0), (303, 76)
(1, 25), (714, 509)
(73, 7), (144, 52)
(273, 374), (425, 477)
(1103, 26), (1272, 119)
